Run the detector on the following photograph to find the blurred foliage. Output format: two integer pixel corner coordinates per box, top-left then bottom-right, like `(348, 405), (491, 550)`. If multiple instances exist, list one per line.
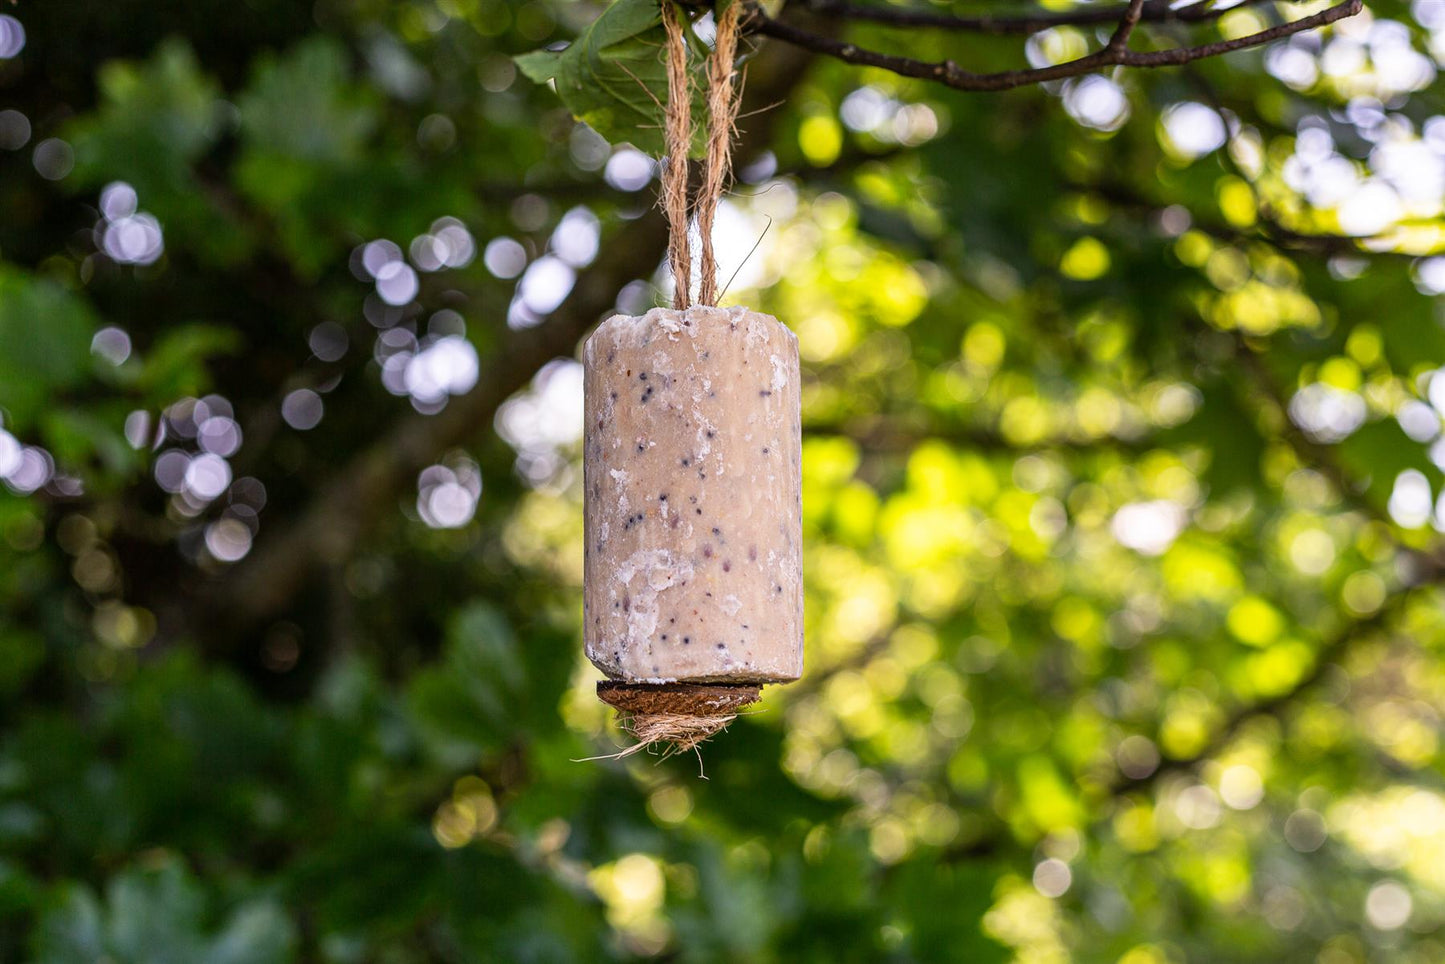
(4, 0), (1445, 961)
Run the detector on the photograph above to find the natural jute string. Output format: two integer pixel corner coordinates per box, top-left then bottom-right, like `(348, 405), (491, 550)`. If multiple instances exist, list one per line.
(659, 1), (693, 310)
(697, 1), (743, 306)
(659, 2), (744, 308)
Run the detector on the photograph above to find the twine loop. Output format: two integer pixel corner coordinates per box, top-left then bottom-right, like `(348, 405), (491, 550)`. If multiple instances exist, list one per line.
(659, 2), (744, 309)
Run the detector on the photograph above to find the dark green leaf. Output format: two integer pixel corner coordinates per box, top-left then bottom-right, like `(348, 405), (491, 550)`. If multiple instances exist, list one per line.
(0, 270), (97, 431)
(515, 0), (675, 154)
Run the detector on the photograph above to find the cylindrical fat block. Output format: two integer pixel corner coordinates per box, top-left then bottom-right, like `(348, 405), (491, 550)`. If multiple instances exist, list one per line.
(583, 305), (803, 684)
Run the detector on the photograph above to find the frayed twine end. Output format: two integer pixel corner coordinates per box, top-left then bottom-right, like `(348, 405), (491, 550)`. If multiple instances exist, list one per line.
(575, 711), (738, 778)
(578, 681), (764, 777)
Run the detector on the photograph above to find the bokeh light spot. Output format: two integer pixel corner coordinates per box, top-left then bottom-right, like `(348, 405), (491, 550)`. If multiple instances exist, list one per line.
(0, 15), (25, 59)
(1063, 75), (1129, 132)
(1364, 881), (1412, 930)
(282, 389), (324, 431)
(0, 109), (30, 150)
(33, 138), (74, 180)
(90, 327), (132, 366)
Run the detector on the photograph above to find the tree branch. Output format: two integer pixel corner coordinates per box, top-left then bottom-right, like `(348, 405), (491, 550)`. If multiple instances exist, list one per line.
(1105, 0), (1147, 54)
(746, 0), (1363, 93)
(798, 0), (1297, 36)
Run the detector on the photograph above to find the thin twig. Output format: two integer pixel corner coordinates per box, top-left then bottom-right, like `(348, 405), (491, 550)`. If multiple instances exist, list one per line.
(744, 0), (1364, 93)
(798, 0), (1299, 36)
(1105, 0), (1147, 53)
(717, 214), (771, 302)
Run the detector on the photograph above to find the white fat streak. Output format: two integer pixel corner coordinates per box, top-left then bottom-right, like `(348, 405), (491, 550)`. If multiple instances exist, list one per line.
(744, 314), (771, 350)
(610, 468), (631, 514)
(627, 602), (659, 642)
(693, 413), (714, 458)
(769, 353), (789, 392)
(592, 307), (778, 359)
(592, 304), (749, 346)
(614, 548), (696, 656)
(650, 350), (674, 374)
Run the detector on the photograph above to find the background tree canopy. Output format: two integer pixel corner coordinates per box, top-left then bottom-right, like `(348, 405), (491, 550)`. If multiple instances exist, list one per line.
(3, 0), (1445, 960)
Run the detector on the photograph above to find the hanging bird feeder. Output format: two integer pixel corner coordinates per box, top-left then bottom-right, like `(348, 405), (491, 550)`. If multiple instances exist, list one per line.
(572, 2), (804, 757)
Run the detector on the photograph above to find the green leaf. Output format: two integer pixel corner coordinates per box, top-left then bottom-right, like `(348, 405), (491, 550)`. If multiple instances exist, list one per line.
(66, 39), (225, 195)
(32, 885), (105, 964)
(32, 861), (297, 964)
(515, 0), (676, 154)
(63, 41), (249, 267)
(0, 627), (44, 701)
(0, 270), (98, 431)
(41, 409), (139, 480)
(203, 902), (298, 964)
(105, 863), (208, 963)
(237, 38), (378, 163)
(135, 323), (243, 400)
(232, 38), (383, 275)
(0, 857), (40, 917)
(407, 602), (525, 760)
